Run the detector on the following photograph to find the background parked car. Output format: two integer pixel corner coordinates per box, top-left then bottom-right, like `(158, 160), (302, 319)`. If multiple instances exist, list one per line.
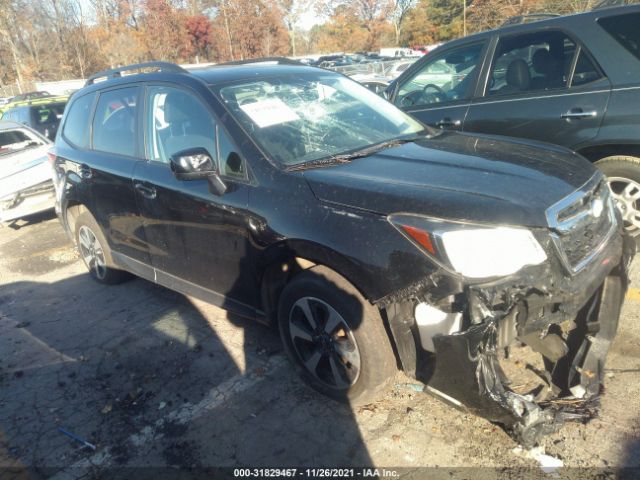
(388, 4), (640, 239)
(0, 121), (54, 224)
(1, 100), (67, 140)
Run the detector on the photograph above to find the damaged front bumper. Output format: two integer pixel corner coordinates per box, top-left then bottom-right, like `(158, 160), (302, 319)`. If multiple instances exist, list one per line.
(392, 227), (635, 446)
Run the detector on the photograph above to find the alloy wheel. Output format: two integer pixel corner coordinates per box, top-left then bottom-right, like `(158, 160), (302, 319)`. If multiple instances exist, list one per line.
(608, 177), (640, 237)
(288, 297), (361, 390)
(78, 225), (107, 280)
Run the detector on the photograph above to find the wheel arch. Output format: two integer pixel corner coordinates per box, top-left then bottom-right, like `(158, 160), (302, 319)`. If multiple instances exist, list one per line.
(257, 239), (407, 373)
(577, 143), (640, 162)
(257, 239), (376, 323)
(63, 202), (90, 237)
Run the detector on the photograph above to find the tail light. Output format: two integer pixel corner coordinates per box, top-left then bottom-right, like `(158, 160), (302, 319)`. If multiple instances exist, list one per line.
(47, 149), (57, 167)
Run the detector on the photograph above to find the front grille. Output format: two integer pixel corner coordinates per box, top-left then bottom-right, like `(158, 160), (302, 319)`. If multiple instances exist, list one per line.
(546, 175), (616, 273)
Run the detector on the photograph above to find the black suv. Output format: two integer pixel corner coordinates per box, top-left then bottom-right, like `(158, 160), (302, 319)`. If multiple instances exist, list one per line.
(389, 4), (640, 239)
(52, 61), (633, 445)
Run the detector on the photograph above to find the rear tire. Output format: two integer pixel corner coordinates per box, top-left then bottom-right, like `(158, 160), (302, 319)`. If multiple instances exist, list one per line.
(74, 211), (132, 284)
(278, 266), (397, 405)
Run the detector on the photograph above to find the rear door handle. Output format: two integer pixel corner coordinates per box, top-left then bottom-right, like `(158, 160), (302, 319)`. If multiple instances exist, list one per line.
(134, 183), (157, 200)
(79, 164), (92, 179)
(561, 108), (597, 120)
(435, 118), (462, 129)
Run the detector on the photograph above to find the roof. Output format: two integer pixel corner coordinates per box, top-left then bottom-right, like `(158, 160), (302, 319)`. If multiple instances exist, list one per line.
(437, 3), (640, 49)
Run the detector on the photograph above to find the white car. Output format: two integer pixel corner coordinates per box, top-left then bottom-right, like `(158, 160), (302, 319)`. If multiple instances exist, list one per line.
(0, 121), (54, 223)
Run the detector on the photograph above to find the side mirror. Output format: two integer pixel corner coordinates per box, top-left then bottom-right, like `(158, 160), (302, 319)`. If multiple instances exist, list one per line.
(170, 147), (216, 180)
(170, 147), (227, 195)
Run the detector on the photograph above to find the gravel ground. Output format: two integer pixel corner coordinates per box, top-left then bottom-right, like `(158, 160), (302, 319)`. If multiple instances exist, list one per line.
(0, 211), (638, 479)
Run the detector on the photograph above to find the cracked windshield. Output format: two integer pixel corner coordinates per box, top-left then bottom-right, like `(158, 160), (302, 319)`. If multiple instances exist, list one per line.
(217, 74), (423, 166)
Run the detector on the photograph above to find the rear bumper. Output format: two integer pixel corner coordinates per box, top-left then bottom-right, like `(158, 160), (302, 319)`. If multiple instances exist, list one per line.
(0, 180), (55, 222)
(403, 229), (635, 446)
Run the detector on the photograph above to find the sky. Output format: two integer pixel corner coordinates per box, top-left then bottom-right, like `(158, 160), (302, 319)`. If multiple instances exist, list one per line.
(298, 11), (324, 30)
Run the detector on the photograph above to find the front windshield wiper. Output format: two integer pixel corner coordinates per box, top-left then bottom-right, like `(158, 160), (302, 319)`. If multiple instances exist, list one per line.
(286, 134), (426, 172)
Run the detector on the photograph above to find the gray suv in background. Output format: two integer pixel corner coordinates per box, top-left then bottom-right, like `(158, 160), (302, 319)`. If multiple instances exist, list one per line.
(389, 4), (640, 238)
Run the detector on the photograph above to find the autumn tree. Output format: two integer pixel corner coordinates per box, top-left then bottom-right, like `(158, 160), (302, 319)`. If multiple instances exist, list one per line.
(399, 1), (437, 46)
(142, 0), (189, 62)
(184, 14), (214, 62)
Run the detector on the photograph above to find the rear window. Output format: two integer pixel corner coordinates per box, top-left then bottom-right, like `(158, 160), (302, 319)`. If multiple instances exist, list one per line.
(0, 129), (46, 156)
(34, 103), (66, 125)
(598, 13), (640, 61)
(62, 93), (95, 148)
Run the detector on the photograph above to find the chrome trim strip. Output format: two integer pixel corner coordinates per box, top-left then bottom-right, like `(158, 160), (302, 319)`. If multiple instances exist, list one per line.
(473, 88), (610, 106)
(405, 103), (471, 114)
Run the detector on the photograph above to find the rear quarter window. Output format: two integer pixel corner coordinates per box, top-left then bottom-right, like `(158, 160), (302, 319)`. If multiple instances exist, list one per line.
(598, 13), (640, 61)
(62, 93), (96, 148)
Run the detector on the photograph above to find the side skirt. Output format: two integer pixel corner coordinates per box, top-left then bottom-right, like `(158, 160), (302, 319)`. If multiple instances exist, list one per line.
(111, 251), (267, 324)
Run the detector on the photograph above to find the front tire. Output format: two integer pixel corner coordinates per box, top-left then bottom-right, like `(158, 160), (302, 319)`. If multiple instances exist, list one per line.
(74, 211), (131, 284)
(596, 156), (640, 239)
(278, 266), (397, 405)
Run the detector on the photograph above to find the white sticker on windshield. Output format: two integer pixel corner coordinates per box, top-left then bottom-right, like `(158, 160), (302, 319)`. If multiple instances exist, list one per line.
(239, 98), (300, 128)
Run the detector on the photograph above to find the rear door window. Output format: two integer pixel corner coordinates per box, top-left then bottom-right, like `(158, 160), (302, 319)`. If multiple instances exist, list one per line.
(487, 30), (602, 96)
(92, 87), (139, 157)
(62, 93), (96, 148)
(489, 31), (573, 95)
(598, 13), (640, 61)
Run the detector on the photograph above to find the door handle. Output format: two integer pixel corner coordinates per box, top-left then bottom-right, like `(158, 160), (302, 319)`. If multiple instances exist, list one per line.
(134, 183), (157, 200)
(435, 118), (462, 129)
(79, 164), (92, 179)
(561, 109), (597, 120)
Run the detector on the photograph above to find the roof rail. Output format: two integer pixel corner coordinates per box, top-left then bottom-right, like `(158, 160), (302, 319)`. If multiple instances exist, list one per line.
(217, 57), (303, 67)
(85, 61), (188, 86)
(501, 13), (561, 26)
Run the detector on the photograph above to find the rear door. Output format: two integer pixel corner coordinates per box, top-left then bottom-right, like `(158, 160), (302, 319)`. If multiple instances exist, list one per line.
(390, 40), (489, 131)
(134, 84), (257, 311)
(464, 29), (610, 149)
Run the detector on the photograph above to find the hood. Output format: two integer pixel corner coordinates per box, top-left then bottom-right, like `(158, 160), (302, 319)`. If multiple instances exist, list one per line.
(303, 132), (599, 227)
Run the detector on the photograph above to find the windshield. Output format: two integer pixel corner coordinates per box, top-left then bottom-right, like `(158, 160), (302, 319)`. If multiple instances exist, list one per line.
(0, 129), (46, 156)
(213, 73), (424, 166)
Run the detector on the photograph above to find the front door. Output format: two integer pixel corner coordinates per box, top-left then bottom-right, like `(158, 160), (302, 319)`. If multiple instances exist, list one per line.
(133, 84), (257, 312)
(391, 41), (488, 131)
(464, 29), (611, 149)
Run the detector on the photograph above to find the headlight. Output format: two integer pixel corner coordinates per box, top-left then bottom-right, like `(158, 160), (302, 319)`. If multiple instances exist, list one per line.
(389, 214), (547, 279)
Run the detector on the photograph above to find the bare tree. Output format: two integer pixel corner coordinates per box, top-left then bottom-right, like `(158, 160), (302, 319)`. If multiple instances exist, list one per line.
(390, 0), (415, 45)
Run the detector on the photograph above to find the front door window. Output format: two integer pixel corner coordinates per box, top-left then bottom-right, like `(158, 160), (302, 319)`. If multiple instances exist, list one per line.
(395, 42), (485, 109)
